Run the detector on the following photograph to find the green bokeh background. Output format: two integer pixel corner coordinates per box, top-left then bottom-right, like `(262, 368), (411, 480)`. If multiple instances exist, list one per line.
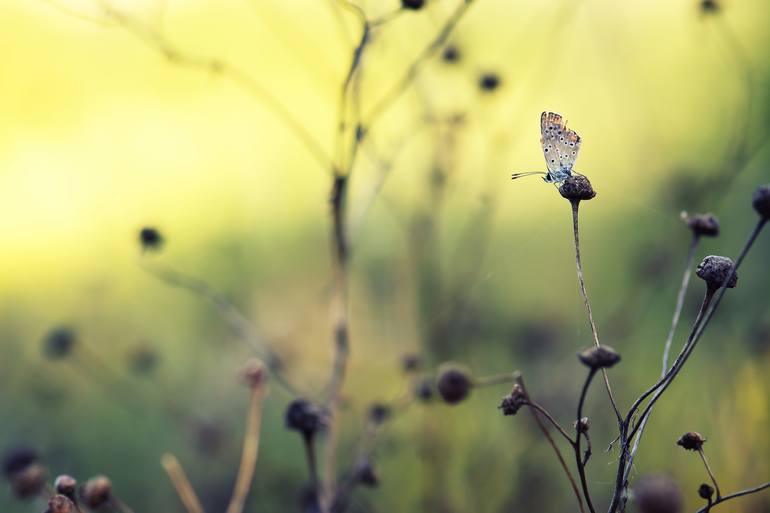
(2, 0), (769, 512)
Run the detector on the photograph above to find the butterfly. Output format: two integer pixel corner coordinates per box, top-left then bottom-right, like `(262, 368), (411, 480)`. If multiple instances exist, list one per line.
(511, 111), (582, 183)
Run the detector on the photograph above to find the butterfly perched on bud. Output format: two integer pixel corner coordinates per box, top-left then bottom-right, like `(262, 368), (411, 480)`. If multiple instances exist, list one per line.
(511, 111), (582, 183)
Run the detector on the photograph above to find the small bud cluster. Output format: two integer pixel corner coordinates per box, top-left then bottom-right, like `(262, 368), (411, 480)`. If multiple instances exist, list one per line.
(498, 384), (527, 416)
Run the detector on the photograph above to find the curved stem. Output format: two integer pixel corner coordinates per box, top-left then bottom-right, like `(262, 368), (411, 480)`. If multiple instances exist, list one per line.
(574, 369), (598, 513)
(226, 386), (266, 513)
(694, 482), (770, 513)
(524, 401), (575, 445)
(698, 449), (722, 500)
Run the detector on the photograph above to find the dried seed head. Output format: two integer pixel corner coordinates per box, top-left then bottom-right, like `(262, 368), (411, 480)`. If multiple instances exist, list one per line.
(54, 475), (77, 498)
(46, 494), (75, 513)
(559, 174), (596, 202)
(80, 476), (112, 509)
(696, 255), (737, 290)
(3, 446), (39, 477)
(441, 45), (460, 63)
(285, 399), (326, 437)
(752, 184), (770, 219)
(498, 383), (527, 416)
(43, 327), (76, 360)
(676, 431), (706, 451)
(10, 463), (47, 500)
(698, 483), (714, 500)
(633, 475), (684, 513)
(575, 416), (590, 433)
(367, 403), (391, 425)
(355, 459), (379, 487)
(401, 353), (423, 373)
(414, 377), (434, 402)
(240, 358), (267, 389)
(681, 212), (720, 238)
(139, 227), (164, 252)
(401, 0), (424, 10)
(436, 366), (473, 405)
(478, 72), (501, 93)
(700, 0), (720, 13)
(578, 346), (621, 370)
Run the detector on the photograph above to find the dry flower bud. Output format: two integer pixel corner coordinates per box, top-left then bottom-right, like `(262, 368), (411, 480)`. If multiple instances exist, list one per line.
(367, 403), (391, 425)
(752, 184), (770, 219)
(43, 327), (76, 360)
(681, 212), (720, 237)
(401, 0), (424, 10)
(578, 346), (621, 370)
(575, 416), (590, 433)
(696, 255), (737, 290)
(498, 384), (527, 416)
(355, 459), (379, 487)
(442, 45), (460, 63)
(10, 463), (47, 500)
(139, 227), (163, 252)
(437, 366), (473, 405)
(240, 358), (267, 389)
(80, 476), (112, 509)
(676, 431), (706, 451)
(698, 483), (714, 500)
(700, 0), (719, 13)
(46, 494), (75, 513)
(3, 446), (38, 477)
(479, 72), (501, 93)
(285, 399), (326, 437)
(633, 475), (683, 513)
(559, 175), (596, 202)
(54, 475), (77, 498)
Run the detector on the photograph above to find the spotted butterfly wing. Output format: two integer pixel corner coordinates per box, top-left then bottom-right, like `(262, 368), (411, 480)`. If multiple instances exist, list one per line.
(540, 112), (581, 183)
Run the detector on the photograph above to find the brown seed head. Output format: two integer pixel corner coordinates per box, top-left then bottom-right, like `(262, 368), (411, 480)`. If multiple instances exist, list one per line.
(578, 346), (621, 370)
(633, 475), (684, 513)
(46, 494), (75, 513)
(498, 384), (527, 416)
(752, 184), (770, 219)
(698, 483), (714, 500)
(676, 431), (706, 451)
(437, 366), (473, 405)
(681, 212), (720, 238)
(559, 175), (596, 202)
(240, 358), (267, 389)
(696, 255), (737, 290)
(10, 463), (47, 500)
(80, 476), (112, 509)
(575, 416), (590, 433)
(54, 475), (77, 498)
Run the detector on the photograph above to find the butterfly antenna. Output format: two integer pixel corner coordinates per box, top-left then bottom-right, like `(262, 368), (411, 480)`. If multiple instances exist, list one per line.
(511, 171), (547, 180)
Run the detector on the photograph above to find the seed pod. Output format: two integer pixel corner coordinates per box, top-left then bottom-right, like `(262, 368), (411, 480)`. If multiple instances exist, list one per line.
(401, 0), (424, 10)
(559, 175), (596, 202)
(80, 476), (112, 509)
(54, 475), (77, 499)
(575, 416), (590, 434)
(681, 212), (720, 238)
(578, 346), (621, 370)
(676, 431), (706, 451)
(285, 399), (326, 437)
(355, 459), (379, 487)
(752, 184), (770, 219)
(2, 446), (38, 478)
(46, 494), (75, 513)
(139, 227), (164, 252)
(498, 384), (527, 416)
(442, 45), (460, 63)
(10, 463), (46, 499)
(698, 483), (714, 500)
(478, 73), (501, 93)
(696, 255), (737, 291)
(240, 358), (267, 389)
(43, 327), (76, 360)
(367, 403), (391, 425)
(436, 367), (472, 405)
(633, 475), (683, 513)
(414, 377), (434, 402)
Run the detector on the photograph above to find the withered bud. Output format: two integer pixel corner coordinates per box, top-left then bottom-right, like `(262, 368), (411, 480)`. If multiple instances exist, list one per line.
(240, 358), (267, 389)
(401, 353), (423, 373)
(79, 476), (112, 509)
(3, 446), (38, 477)
(139, 227), (164, 252)
(676, 431), (706, 451)
(54, 475), (77, 498)
(698, 483), (714, 500)
(633, 475), (684, 513)
(575, 416), (590, 433)
(700, 0), (719, 13)
(285, 399), (326, 437)
(43, 327), (76, 360)
(559, 175), (596, 202)
(696, 255), (737, 290)
(10, 463), (47, 500)
(401, 0), (424, 10)
(479, 73), (501, 93)
(442, 45), (460, 63)
(578, 346), (621, 370)
(437, 366), (473, 405)
(681, 212), (719, 237)
(414, 377), (434, 402)
(367, 403), (391, 425)
(355, 459), (379, 487)
(498, 383), (527, 416)
(46, 494), (75, 513)
(752, 184), (770, 219)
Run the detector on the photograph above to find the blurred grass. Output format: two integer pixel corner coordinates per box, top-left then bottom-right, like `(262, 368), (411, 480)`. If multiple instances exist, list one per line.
(2, 0), (770, 512)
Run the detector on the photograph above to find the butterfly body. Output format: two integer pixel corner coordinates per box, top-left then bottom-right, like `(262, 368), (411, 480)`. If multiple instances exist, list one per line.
(511, 111), (582, 184)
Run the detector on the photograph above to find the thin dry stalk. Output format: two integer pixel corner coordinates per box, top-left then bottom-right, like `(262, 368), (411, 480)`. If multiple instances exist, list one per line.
(226, 386), (267, 513)
(161, 454), (206, 513)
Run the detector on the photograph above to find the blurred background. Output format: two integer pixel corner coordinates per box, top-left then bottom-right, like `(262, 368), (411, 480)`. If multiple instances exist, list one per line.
(2, 0), (770, 512)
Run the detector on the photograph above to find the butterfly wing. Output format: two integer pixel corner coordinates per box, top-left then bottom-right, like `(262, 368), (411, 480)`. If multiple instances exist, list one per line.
(540, 112), (581, 182)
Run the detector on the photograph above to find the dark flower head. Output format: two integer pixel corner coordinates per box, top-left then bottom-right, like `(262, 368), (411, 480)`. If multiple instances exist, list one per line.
(414, 377), (434, 402)
(498, 383), (527, 416)
(442, 45), (460, 63)
(578, 346), (621, 370)
(575, 416), (590, 433)
(139, 227), (164, 252)
(752, 184), (770, 219)
(401, 0), (425, 10)
(3, 446), (38, 478)
(367, 403), (391, 425)
(43, 327), (76, 360)
(80, 476), (112, 509)
(698, 483), (714, 500)
(676, 431), (706, 451)
(681, 212), (719, 237)
(401, 353), (423, 373)
(46, 494), (75, 513)
(478, 72), (501, 93)
(696, 255), (737, 290)
(240, 358), (267, 389)
(700, 0), (720, 14)
(559, 175), (596, 202)
(355, 459), (379, 487)
(54, 475), (77, 499)
(10, 463), (47, 500)
(437, 366), (473, 405)
(285, 399), (327, 437)
(633, 475), (683, 513)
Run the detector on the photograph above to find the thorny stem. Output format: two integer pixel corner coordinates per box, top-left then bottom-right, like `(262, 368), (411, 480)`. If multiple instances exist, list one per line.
(515, 375), (586, 513)
(698, 448), (722, 501)
(225, 385), (266, 513)
(161, 454), (206, 513)
(694, 482), (770, 513)
(622, 234), (700, 483)
(570, 201), (623, 424)
(574, 369), (598, 513)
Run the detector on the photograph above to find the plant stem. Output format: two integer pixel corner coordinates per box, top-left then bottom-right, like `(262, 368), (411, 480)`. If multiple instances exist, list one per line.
(524, 401), (576, 445)
(698, 449), (722, 500)
(225, 386), (266, 513)
(574, 369), (598, 513)
(694, 482), (770, 513)
(570, 201), (622, 424)
(161, 454), (206, 513)
(474, 372), (519, 388)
